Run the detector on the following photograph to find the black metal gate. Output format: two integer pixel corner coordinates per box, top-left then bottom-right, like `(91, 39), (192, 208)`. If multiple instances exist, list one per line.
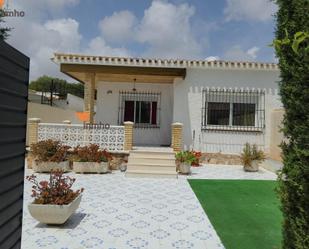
(0, 40), (29, 249)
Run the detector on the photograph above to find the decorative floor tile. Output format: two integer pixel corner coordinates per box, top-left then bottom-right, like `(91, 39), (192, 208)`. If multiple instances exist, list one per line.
(126, 237), (149, 249)
(22, 164), (276, 248)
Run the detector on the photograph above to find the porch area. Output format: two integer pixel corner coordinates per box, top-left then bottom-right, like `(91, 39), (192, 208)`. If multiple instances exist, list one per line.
(53, 53), (186, 147)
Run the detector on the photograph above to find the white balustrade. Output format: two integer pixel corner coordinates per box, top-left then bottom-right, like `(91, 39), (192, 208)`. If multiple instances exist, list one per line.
(38, 123), (125, 151)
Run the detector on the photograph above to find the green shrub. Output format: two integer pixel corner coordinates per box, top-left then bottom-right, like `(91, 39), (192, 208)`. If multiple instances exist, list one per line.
(175, 151), (196, 165)
(240, 143), (265, 167)
(273, 0), (309, 248)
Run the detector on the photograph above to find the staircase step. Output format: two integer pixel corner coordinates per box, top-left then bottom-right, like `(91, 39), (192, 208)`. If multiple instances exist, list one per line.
(129, 151), (175, 159)
(128, 162), (175, 167)
(128, 157), (176, 164)
(126, 169), (177, 178)
(127, 149), (177, 178)
(127, 165), (176, 172)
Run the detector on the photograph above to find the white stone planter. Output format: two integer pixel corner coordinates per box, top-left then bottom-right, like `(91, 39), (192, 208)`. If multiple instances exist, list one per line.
(73, 162), (109, 174)
(32, 161), (70, 173)
(243, 160), (260, 172)
(179, 163), (191, 174)
(28, 194), (82, 224)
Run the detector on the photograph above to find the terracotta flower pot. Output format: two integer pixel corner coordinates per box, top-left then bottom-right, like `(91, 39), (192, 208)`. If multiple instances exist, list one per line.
(32, 160), (70, 173)
(179, 163), (191, 174)
(243, 160), (259, 172)
(28, 194), (82, 224)
(73, 162), (109, 174)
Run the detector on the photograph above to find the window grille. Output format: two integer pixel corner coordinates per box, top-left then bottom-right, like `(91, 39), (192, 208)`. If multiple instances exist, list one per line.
(201, 88), (265, 131)
(118, 91), (161, 128)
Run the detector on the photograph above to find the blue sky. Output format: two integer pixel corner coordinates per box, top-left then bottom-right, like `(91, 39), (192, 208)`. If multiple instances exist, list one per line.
(5, 0), (278, 80)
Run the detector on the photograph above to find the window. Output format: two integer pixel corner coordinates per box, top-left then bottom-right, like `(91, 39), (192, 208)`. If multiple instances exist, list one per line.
(119, 92), (161, 128)
(202, 89), (265, 131)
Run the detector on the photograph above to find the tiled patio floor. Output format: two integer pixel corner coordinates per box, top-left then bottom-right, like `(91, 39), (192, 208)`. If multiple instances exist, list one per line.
(21, 165), (277, 249)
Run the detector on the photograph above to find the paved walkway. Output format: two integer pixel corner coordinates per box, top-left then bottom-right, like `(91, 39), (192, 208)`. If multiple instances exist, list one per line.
(22, 165), (277, 249)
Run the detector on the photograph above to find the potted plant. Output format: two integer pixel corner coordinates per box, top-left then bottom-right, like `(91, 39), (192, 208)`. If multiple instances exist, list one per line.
(31, 140), (70, 173)
(175, 151), (196, 174)
(26, 170), (83, 224)
(191, 151), (203, 167)
(241, 143), (266, 172)
(71, 144), (112, 173)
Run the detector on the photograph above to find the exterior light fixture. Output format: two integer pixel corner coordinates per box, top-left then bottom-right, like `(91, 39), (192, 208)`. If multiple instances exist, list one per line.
(132, 78), (137, 92)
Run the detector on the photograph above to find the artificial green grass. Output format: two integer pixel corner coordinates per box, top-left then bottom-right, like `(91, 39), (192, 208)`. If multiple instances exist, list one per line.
(188, 180), (282, 249)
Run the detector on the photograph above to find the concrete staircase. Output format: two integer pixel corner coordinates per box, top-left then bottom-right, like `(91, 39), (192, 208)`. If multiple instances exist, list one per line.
(126, 150), (177, 178)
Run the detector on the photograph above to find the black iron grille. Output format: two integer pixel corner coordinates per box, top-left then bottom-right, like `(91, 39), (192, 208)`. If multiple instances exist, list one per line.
(201, 88), (265, 131)
(118, 91), (161, 128)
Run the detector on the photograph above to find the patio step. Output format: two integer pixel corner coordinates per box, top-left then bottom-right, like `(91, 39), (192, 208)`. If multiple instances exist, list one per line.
(126, 170), (177, 178)
(126, 150), (177, 178)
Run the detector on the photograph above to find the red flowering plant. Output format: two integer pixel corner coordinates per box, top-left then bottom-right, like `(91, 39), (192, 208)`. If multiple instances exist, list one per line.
(72, 144), (112, 163)
(26, 170), (84, 205)
(191, 151), (203, 167)
(30, 139), (70, 163)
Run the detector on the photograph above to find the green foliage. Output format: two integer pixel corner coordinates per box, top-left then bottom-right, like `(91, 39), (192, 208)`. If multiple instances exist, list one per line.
(240, 143), (265, 167)
(29, 75), (84, 98)
(0, 12), (11, 40)
(175, 151), (197, 165)
(273, 0), (309, 248)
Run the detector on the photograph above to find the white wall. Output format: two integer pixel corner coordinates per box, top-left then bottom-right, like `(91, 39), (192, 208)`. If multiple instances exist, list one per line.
(53, 94), (84, 112)
(173, 68), (282, 154)
(96, 82), (173, 146)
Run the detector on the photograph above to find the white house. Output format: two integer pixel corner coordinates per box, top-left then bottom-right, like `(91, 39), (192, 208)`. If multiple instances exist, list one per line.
(52, 53), (282, 156)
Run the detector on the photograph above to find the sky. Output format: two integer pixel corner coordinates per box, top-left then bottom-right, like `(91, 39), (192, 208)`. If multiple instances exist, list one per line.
(3, 0), (278, 81)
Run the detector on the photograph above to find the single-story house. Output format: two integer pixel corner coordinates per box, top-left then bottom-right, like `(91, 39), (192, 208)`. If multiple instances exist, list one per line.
(52, 53), (283, 156)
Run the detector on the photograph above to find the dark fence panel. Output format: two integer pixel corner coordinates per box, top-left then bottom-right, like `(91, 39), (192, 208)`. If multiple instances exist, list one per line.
(0, 40), (29, 249)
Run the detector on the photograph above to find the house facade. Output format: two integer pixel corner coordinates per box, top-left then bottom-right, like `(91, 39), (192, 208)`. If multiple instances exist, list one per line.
(53, 53), (282, 155)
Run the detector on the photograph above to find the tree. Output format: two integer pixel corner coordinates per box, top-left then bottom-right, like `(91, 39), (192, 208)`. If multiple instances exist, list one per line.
(29, 76), (84, 99)
(0, 11), (11, 40)
(273, 0), (309, 248)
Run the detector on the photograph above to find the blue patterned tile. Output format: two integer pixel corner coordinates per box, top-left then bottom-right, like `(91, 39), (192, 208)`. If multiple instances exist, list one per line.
(167, 199), (181, 205)
(135, 208), (151, 215)
(170, 222), (189, 231)
(102, 207), (118, 214)
(150, 229), (170, 239)
(93, 219), (111, 229)
(108, 228), (128, 238)
(151, 214), (168, 222)
(192, 230), (212, 240)
(152, 203), (167, 209)
(168, 209), (184, 216)
(172, 240), (194, 249)
(187, 215), (205, 223)
(67, 227), (87, 237)
(126, 237), (148, 249)
(121, 202), (136, 208)
(35, 236), (58, 247)
(131, 220), (150, 229)
(81, 237), (103, 248)
(116, 213), (133, 221)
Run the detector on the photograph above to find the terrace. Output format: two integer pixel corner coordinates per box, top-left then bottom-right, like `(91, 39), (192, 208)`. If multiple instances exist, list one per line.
(22, 163), (278, 249)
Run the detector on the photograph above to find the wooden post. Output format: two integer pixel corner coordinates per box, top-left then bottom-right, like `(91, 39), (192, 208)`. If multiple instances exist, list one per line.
(84, 73), (95, 124)
(124, 121), (134, 151)
(171, 122), (183, 152)
(28, 118), (41, 146)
